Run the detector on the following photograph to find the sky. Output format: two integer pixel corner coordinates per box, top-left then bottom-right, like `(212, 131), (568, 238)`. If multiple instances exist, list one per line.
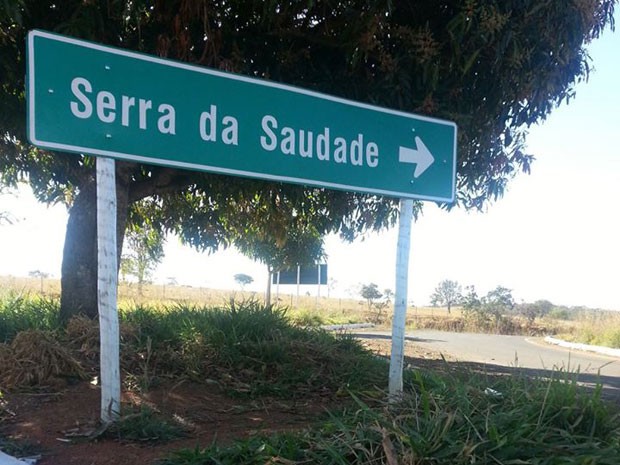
(0, 21), (619, 310)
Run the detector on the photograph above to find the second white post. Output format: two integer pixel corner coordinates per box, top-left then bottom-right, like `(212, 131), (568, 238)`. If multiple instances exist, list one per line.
(389, 198), (414, 397)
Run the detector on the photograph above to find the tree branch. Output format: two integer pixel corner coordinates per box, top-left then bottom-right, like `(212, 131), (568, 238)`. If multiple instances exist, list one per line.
(128, 167), (194, 202)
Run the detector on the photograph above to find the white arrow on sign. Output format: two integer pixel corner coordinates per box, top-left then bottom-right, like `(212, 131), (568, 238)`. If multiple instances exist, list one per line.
(398, 136), (435, 178)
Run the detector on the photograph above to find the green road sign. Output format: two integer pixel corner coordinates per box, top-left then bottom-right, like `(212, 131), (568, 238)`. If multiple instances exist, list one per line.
(27, 30), (457, 202)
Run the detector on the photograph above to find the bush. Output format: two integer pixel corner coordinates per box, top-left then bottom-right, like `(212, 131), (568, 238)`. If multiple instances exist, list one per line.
(547, 307), (575, 321)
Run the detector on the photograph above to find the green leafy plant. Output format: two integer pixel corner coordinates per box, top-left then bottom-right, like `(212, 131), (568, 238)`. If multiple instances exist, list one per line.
(102, 404), (187, 443)
(161, 367), (620, 465)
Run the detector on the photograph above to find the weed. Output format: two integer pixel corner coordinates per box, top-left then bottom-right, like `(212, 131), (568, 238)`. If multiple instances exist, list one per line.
(103, 404), (187, 442)
(0, 292), (60, 342)
(0, 435), (40, 458)
(118, 300), (388, 398)
(161, 367), (620, 464)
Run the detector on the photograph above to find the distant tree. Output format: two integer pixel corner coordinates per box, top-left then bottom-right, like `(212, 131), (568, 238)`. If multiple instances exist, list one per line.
(533, 299), (554, 316)
(28, 269), (50, 293)
(161, 276), (178, 299)
(28, 269), (49, 278)
(485, 286), (515, 315)
(430, 280), (463, 314)
(234, 273), (254, 290)
(327, 278), (337, 298)
(518, 299), (554, 323)
(462, 285), (514, 328)
(234, 222), (325, 305)
(461, 285), (481, 311)
(360, 283), (383, 311)
(360, 283), (393, 323)
(120, 224), (165, 296)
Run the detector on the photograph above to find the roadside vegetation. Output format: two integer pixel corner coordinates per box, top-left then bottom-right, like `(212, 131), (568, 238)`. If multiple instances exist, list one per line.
(0, 295), (387, 397)
(0, 283), (619, 463)
(162, 370), (620, 465)
(557, 310), (620, 350)
(2, 275), (620, 347)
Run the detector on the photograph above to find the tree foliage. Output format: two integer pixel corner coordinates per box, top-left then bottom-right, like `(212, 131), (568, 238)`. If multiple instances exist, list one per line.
(234, 273), (254, 290)
(0, 0), (616, 319)
(430, 279), (462, 314)
(462, 284), (515, 329)
(516, 299), (554, 323)
(360, 283), (383, 310)
(120, 223), (165, 295)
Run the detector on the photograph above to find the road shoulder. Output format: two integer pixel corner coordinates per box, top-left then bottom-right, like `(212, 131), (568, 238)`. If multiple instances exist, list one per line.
(544, 336), (620, 358)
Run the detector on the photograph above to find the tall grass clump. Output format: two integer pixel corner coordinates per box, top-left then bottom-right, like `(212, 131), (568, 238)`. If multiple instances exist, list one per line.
(163, 367), (620, 465)
(287, 306), (366, 327)
(0, 296), (386, 395)
(563, 310), (620, 348)
(117, 299), (388, 397)
(0, 292), (60, 342)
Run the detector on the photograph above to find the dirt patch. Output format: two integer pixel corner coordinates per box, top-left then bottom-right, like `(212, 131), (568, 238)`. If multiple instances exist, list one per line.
(6, 338), (611, 465)
(1, 340), (450, 465)
(1, 379), (336, 465)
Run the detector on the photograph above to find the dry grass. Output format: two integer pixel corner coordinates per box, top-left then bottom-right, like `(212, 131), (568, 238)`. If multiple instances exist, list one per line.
(0, 329), (87, 389)
(0, 275), (363, 309)
(0, 275), (376, 326)
(558, 310), (620, 348)
(3, 275), (616, 342)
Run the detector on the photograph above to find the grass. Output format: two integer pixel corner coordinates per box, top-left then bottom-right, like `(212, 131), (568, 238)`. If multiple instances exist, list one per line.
(0, 288), (619, 463)
(0, 294), (388, 397)
(0, 436), (40, 459)
(102, 404), (188, 443)
(0, 291), (61, 342)
(116, 299), (388, 397)
(2, 276), (620, 346)
(0, 275), (367, 316)
(559, 311), (620, 349)
(161, 368), (620, 464)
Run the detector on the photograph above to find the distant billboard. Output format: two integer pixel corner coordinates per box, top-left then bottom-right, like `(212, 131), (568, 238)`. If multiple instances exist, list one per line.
(273, 264), (327, 285)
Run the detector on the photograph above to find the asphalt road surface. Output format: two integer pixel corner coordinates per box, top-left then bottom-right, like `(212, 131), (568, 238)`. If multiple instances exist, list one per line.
(354, 329), (620, 399)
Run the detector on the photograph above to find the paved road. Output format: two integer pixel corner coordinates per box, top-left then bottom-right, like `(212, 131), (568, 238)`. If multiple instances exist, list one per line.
(354, 329), (620, 398)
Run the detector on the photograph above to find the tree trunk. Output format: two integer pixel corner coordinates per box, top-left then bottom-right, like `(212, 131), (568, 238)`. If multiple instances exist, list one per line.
(59, 164), (132, 324)
(60, 179), (98, 323)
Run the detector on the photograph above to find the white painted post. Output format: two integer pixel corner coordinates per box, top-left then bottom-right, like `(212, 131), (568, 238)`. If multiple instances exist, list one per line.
(97, 156), (121, 423)
(389, 198), (414, 398)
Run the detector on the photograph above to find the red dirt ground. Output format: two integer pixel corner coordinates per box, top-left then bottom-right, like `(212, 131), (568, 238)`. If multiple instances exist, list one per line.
(0, 340), (456, 465)
(2, 380), (336, 465)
